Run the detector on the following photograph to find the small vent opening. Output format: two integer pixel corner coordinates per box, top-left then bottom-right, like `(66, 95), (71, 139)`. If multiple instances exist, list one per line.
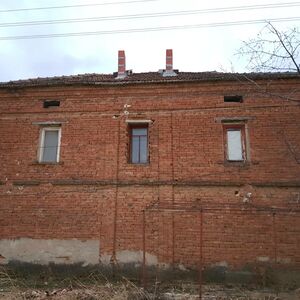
(224, 96), (243, 103)
(43, 100), (60, 108)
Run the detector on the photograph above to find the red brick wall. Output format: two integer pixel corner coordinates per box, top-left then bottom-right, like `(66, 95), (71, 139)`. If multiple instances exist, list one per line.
(0, 79), (299, 269)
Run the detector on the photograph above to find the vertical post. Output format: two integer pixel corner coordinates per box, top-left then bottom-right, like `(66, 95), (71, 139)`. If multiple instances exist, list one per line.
(272, 212), (277, 263)
(171, 113), (175, 268)
(199, 208), (203, 300)
(172, 210), (175, 267)
(142, 210), (147, 289)
(111, 119), (121, 275)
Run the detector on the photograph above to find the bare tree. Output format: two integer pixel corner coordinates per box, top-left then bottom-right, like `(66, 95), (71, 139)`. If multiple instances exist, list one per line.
(237, 22), (300, 74)
(235, 23), (300, 163)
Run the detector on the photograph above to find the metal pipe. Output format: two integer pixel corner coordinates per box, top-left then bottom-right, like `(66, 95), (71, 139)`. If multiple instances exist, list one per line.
(145, 206), (300, 214)
(273, 212), (277, 263)
(171, 113), (175, 268)
(111, 118), (121, 271)
(172, 210), (175, 267)
(199, 208), (203, 300)
(142, 209), (147, 289)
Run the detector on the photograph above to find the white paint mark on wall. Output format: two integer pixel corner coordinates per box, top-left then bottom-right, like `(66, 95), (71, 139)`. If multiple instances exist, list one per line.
(0, 238), (99, 266)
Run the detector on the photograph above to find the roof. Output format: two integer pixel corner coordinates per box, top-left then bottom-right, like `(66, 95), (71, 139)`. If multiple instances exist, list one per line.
(0, 71), (299, 88)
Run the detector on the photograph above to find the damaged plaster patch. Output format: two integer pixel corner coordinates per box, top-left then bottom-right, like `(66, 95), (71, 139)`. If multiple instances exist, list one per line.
(212, 261), (228, 268)
(277, 257), (292, 264)
(0, 253), (5, 261)
(101, 250), (158, 266)
(177, 264), (188, 271)
(257, 256), (270, 262)
(0, 238), (99, 265)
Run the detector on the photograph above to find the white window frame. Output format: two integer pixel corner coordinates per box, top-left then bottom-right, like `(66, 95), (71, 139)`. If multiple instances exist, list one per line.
(38, 127), (61, 163)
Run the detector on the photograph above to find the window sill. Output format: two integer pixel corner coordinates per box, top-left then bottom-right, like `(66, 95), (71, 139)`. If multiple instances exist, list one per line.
(31, 161), (64, 166)
(217, 160), (259, 167)
(128, 162), (150, 166)
(223, 160), (250, 167)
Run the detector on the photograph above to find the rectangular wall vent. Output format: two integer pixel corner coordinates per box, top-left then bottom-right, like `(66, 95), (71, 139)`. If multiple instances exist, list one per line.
(224, 96), (243, 103)
(43, 100), (60, 108)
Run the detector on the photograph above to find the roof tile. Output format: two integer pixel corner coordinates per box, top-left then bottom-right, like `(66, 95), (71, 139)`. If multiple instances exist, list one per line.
(0, 71), (298, 88)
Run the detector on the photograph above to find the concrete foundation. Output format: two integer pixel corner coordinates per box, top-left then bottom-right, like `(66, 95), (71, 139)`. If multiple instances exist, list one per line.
(0, 238), (99, 266)
(0, 238), (299, 287)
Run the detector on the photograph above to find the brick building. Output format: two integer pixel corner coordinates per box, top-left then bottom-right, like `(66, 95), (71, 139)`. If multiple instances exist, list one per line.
(0, 50), (299, 279)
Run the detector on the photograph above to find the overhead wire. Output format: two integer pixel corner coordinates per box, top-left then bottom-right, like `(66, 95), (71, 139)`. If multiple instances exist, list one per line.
(0, 2), (300, 27)
(0, 17), (300, 40)
(0, 0), (159, 13)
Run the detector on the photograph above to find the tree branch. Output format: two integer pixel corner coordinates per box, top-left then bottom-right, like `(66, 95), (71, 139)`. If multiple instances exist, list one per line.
(268, 22), (300, 74)
(236, 22), (300, 74)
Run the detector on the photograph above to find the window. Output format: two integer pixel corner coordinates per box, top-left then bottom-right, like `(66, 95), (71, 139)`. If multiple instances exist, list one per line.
(129, 125), (148, 164)
(38, 127), (61, 163)
(224, 125), (246, 162)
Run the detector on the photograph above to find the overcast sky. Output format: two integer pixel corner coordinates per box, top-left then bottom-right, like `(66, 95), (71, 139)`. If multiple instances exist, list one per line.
(0, 0), (299, 82)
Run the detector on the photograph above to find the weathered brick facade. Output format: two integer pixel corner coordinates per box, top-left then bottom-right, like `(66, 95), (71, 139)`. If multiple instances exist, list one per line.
(0, 54), (299, 278)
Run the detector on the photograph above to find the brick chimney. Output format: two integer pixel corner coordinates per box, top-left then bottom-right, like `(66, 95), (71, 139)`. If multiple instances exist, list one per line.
(163, 49), (177, 77)
(117, 50), (126, 78)
(166, 49), (173, 71)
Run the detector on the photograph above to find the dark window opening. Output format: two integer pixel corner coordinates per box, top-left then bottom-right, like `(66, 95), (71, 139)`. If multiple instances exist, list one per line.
(224, 96), (243, 103)
(129, 125), (148, 164)
(43, 100), (60, 108)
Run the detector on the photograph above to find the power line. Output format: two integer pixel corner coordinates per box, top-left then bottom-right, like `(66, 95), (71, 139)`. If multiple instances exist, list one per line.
(0, 17), (300, 41)
(1, 2), (300, 28)
(0, 0), (159, 13)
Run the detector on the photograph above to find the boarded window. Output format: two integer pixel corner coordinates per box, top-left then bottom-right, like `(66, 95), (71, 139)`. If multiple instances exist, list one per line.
(130, 126), (148, 164)
(224, 125), (246, 161)
(39, 127), (61, 163)
(227, 129), (243, 160)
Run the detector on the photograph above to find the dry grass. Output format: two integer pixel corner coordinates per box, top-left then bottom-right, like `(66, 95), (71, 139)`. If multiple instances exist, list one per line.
(0, 267), (299, 299)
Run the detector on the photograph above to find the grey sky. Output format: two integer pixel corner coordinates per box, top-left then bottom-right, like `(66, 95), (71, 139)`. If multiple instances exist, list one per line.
(0, 0), (299, 81)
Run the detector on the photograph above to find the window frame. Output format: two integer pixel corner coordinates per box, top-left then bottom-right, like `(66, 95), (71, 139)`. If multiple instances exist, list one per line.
(38, 126), (62, 163)
(223, 124), (247, 162)
(128, 123), (149, 164)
